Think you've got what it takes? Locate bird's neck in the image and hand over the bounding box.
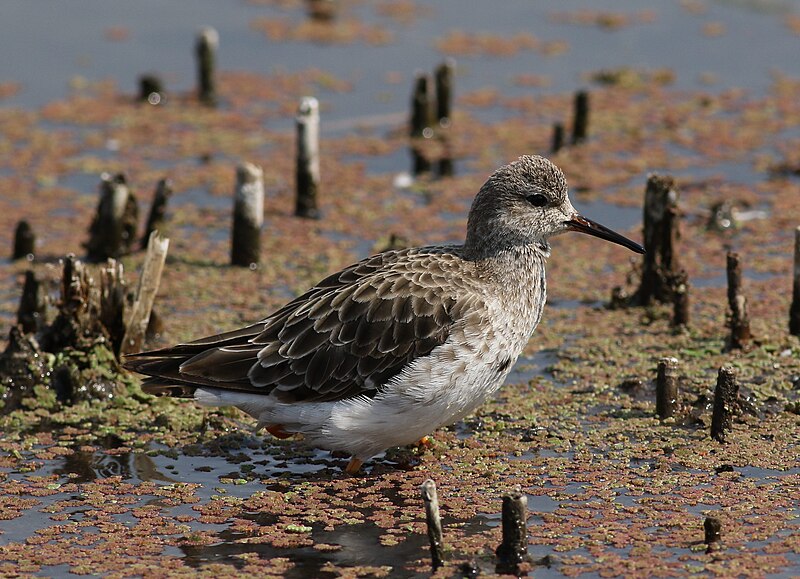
[468,239,549,342]
[459,235,549,301]
[477,242,548,276]
[463,227,550,263]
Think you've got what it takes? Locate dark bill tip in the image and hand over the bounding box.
[566,215,645,254]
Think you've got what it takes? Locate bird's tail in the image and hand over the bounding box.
[138,380,198,398]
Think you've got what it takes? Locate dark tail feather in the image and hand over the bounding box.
[123,318,279,401]
[125,352,203,396]
[124,353,235,390]
[123,321,268,391]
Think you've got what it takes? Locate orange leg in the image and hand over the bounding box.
[345,457,363,475]
[417,435,434,449]
[265,424,293,439]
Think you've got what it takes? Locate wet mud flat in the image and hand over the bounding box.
[1,1,800,577]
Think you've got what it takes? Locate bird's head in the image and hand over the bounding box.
[464,155,645,257]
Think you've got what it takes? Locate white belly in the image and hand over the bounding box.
[309,302,533,460]
[318,340,512,459]
[196,288,544,461]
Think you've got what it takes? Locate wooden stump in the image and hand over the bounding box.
[790,226,800,336]
[571,90,589,144]
[138,74,164,105]
[86,173,139,262]
[711,366,739,443]
[420,479,445,571]
[551,122,565,154]
[39,254,128,356]
[410,72,434,138]
[7,250,170,408]
[633,174,681,305]
[121,232,170,355]
[725,251,751,350]
[410,73,434,175]
[671,269,690,328]
[704,516,722,553]
[17,270,46,335]
[196,27,219,106]
[141,178,172,249]
[495,491,529,575]
[0,326,46,411]
[13,220,35,260]
[295,97,321,219]
[231,163,264,267]
[99,259,127,356]
[656,357,679,419]
[434,59,455,128]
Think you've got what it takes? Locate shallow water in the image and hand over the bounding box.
[6,424,795,576]
[3,1,800,576]
[0,440,438,577]
[4,0,800,111]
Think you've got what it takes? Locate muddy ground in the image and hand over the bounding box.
[1,2,799,577]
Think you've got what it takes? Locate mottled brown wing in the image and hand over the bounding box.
[125,248,463,403]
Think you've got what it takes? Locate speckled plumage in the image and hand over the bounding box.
[125,155,643,470]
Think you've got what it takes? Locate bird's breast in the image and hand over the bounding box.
[487,252,548,341]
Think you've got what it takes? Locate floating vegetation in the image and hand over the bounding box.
[1,2,799,576]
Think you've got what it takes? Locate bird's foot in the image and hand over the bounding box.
[345,457,363,475]
[417,435,434,449]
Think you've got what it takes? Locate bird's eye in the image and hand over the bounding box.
[526,193,548,207]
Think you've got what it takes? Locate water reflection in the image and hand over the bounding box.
[180,520,428,578]
[52,449,179,484]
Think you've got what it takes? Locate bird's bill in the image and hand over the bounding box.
[566,215,645,254]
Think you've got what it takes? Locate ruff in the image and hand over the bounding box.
[125,155,644,473]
